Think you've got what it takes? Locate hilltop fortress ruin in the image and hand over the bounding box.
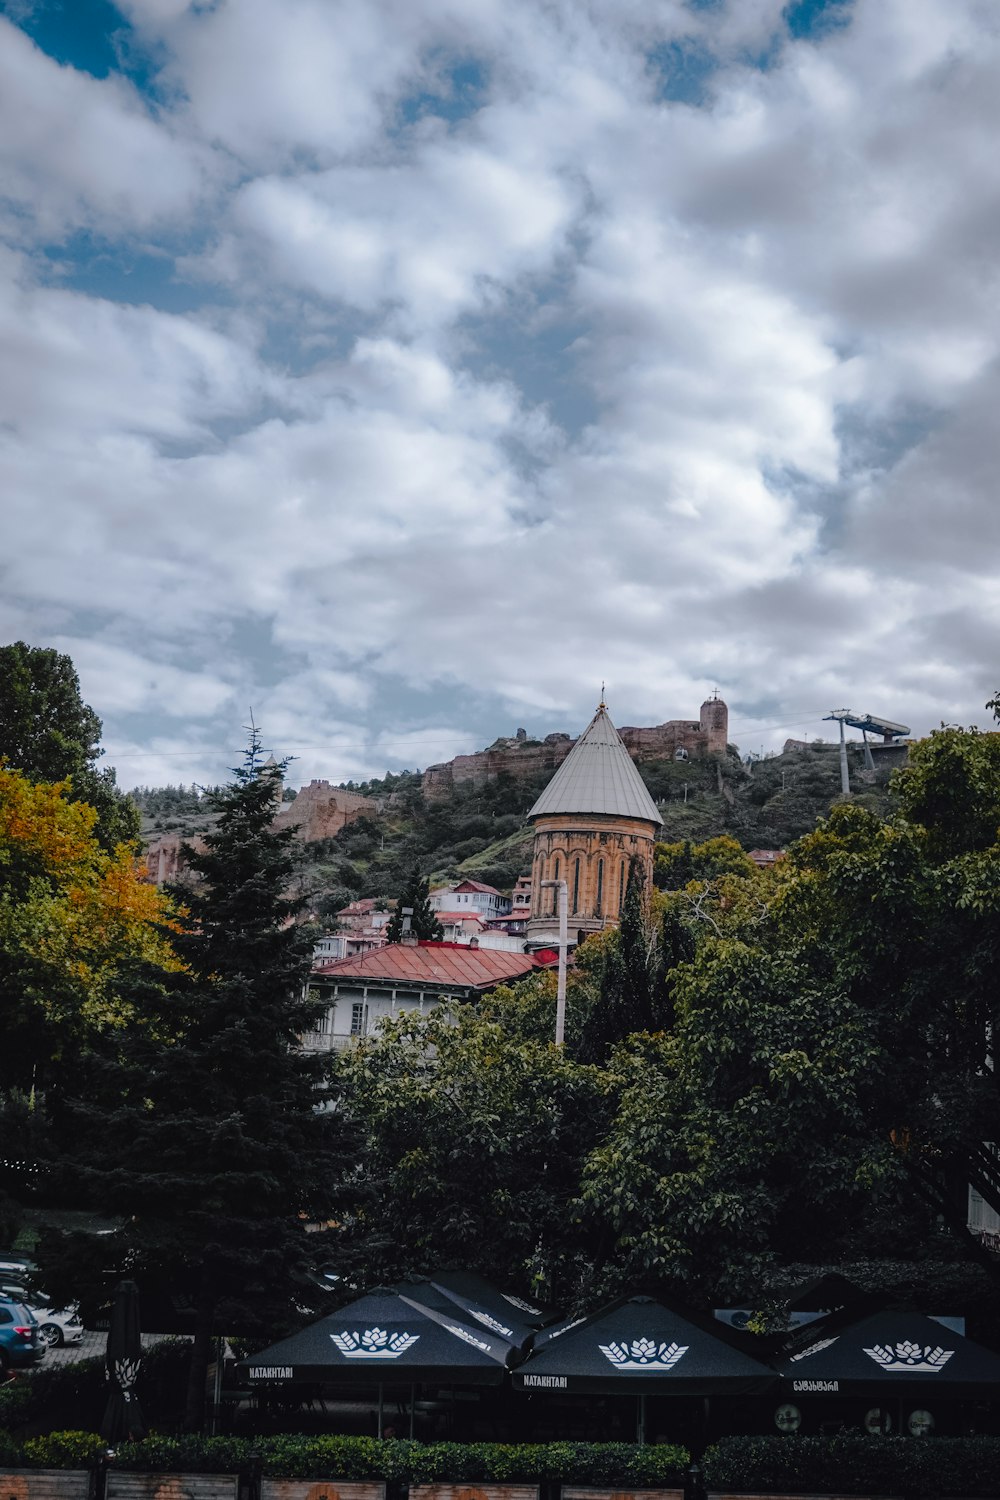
[422,695,729,799]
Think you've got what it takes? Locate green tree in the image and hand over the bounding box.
[0,642,139,850]
[0,765,177,1095]
[655,835,754,889]
[385,863,443,941]
[578,860,695,1063]
[47,736,346,1427]
[769,728,1000,1266]
[579,942,897,1301]
[335,1004,613,1302]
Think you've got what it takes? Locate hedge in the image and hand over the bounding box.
[1,1434,688,1485]
[0,1339,193,1436]
[702,1433,1000,1498]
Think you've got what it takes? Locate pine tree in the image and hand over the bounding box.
[49,733,347,1428]
[579,859,694,1061]
[386,863,443,942]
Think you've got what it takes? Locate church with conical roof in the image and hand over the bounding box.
[525,700,663,949]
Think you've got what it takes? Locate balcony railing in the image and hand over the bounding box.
[299,1030,358,1053]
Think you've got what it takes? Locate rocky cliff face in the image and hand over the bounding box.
[423,700,729,799]
[145,780,377,884]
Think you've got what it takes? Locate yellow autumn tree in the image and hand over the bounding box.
[0,764,180,1091]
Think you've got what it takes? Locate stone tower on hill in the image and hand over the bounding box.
[526,700,663,949]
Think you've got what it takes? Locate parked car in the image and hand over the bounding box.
[0,1272,83,1348]
[0,1297,44,1371]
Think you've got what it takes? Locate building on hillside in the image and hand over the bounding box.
[747,848,785,869]
[336,898,393,933]
[435,910,488,942]
[429,879,512,920]
[421,695,729,799]
[271,780,377,840]
[329,898,393,956]
[510,873,532,916]
[526,699,663,949]
[301,942,542,1051]
[313,933,349,963]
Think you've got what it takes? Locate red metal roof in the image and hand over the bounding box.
[313,941,539,990]
[452,879,502,895]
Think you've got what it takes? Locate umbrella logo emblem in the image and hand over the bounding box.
[503,1294,545,1315]
[331,1328,420,1359]
[789,1337,839,1362]
[445,1324,492,1352]
[863,1341,954,1373]
[599,1338,688,1371]
[470,1309,514,1337]
[111,1356,141,1397]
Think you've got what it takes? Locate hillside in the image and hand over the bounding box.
[130,741,896,917]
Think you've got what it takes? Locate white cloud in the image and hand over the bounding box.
[4,0,1000,787]
[0,18,216,238]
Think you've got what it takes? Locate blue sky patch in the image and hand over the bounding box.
[649,38,718,106]
[784,0,854,40]
[399,55,489,128]
[40,231,211,313]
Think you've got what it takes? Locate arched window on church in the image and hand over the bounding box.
[553,856,561,915]
[618,859,626,913]
[572,857,581,914]
[536,854,545,910]
[596,858,604,916]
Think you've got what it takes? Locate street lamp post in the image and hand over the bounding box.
[540,878,568,1046]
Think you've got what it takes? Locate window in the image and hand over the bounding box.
[350,1002,366,1036]
[596,858,604,916]
[619,861,626,912]
[572,857,581,913]
[553,857,561,914]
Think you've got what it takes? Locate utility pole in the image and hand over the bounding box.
[540,878,568,1046]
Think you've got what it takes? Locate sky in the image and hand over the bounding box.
[2,0,999,792]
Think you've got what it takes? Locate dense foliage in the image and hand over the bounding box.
[42,738,352,1428]
[0,1340,193,1437]
[0,769,177,1075]
[702,1433,1000,1498]
[7,645,1000,1443]
[0,641,139,851]
[333,1002,613,1294]
[331,719,1000,1318]
[0,1433,688,1485]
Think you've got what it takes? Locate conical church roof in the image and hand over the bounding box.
[528,704,663,825]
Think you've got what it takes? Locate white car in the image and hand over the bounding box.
[0,1276,82,1348]
[29,1302,83,1348]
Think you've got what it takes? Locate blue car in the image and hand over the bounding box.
[0,1296,45,1372]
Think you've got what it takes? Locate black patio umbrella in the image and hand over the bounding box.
[100,1279,147,1444]
[512,1293,776,1442]
[241,1286,520,1434]
[776,1303,1000,1401]
[411,1270,559,1350]
[515,1293,776,1395]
